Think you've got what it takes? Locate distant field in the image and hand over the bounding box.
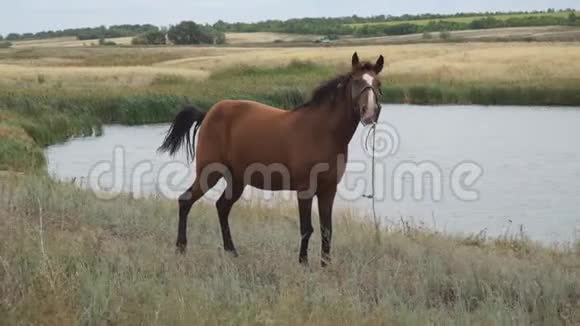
[225,32,321,44]
[335,26,580,45]
[2,42,580,89]
[11,36,134,48]
[10,32,321,48]
[9,25,580,51]
[348,10,580,28]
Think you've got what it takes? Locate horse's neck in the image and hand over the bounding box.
[303,97,359,150]
[332,102,360,147]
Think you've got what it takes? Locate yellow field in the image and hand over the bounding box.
[224,32,321,44]
[2,42,580,90]
[10,32,320,48]
[11,36,134,48]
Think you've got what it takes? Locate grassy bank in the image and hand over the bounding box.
[0,175,578,324]
[1,43,580,172]
[1,68,580,172]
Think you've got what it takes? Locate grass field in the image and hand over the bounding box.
[0,175,578,324]
[335,26,580,44]
[1,33,580,325]
[2,42,580,86]
[10,32,321,48]
[224,32,322,44]
[348,10,580,28]
[10,37,134,48]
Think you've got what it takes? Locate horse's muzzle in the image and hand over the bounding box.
[361,104,381,126]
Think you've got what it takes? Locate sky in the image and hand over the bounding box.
[1,0,578,35]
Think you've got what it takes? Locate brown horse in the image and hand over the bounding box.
[159,52,384,266]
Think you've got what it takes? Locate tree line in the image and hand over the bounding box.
[131,21,225,45]
[213,10,580,37]
[2,24,159,41]
[1,22,226,45]
[0,9,578,44]
[354,13,579,37]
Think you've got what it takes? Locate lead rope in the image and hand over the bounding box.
[364,123,381,244]
[359,86,382,243]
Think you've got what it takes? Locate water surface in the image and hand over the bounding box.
[47,104,580,243]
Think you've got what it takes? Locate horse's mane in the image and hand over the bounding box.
[294,62,373,111]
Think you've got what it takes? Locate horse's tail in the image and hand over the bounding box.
[158,105,206,162]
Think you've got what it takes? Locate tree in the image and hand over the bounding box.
[6,33,21,41]
[167,21,225,45]
[569,12,577,24]
[132,30,167,45]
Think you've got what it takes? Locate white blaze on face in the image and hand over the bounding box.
[362,73,376,120]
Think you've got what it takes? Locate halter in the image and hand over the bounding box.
[356,85,383,127]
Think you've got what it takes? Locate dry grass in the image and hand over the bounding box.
[225,32,322,44]
[2,42,580,89]
[1,41,580,324]
[11,37,133,48]
[0,64,208,89]
[9,33,318,48]
[0,176,578,325]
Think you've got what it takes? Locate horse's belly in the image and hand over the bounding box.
[243,167,296,191]
[237,163,336,192]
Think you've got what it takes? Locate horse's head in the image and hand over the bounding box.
[349,52,384,126]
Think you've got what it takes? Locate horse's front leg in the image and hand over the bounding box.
[317,189,336,267]
[297,196,313,264]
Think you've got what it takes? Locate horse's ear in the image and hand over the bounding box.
[352,52,359,67]
[374,55,384,74]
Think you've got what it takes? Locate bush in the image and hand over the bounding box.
[382,23,419,36]
[569,12,578,25]
[422,32,433,40]
[470,17,504,29]
[132,30,167,45]
[439,31,451,40]
[168,21,225,45]
[98,38,117,46]
[0,41,12,48]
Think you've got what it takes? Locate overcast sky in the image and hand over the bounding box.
[1,0,578,35]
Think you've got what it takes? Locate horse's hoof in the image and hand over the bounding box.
[176,242,187,254]
[224,248,238,257]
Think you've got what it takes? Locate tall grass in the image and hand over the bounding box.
[0,176,578,324]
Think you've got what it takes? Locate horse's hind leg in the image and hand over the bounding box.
[298,196,314,264]
[317,189,337,267]
[176,176,219,253]
[216,181,244,255]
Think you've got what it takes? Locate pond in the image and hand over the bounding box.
[46,104,580,244]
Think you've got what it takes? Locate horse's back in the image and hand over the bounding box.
[196,100,293,173]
